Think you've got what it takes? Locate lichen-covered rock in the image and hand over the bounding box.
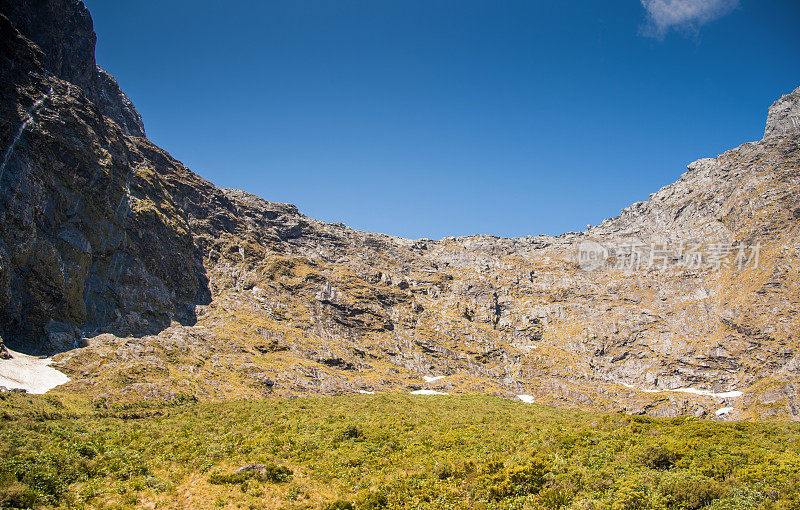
[764,85,800,139]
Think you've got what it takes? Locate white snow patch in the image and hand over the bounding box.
[410,389,449,395]
[716,407,735,416]
[358,390,375,394]
[423,376,445,383]
[621,383,742,399]
[0,349,70,394]
[517,394,535,404]
[673,388,743,398]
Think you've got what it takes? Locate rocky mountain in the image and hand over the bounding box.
[0,1,798,419]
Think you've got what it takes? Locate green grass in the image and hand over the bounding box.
[0,392,798,509]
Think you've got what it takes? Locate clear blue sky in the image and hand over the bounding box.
[84,0,799,239]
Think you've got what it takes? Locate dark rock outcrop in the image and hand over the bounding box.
[0,335,9,359]
[0,0,145,137]
[0,6,205,352]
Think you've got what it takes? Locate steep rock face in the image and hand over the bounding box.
[591,139,799,242]
[0,0,145,137]
[0,11,206,352]
[764,86,800,139]
[0,1,799,419]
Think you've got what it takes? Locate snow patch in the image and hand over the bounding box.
[673,388,743,398]
[423,376,445,383]
[517,394,535,404]
[358,390,375,394]
[716,407,734,416]
[410,389,448,395]
[0,349,70,394]
[621,383,742,399]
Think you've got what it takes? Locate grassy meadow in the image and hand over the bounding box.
[0,392,798,509]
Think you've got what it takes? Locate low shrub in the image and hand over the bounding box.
[483,457,548,500]
[0,480,39,508]
[539,483,574,509]
[356,490,388,509]
[710,487,765,510]
[323,499,354,510]
[639,444,682,470]
[337,424,363,441]
[208,463,292,485]
[660,471,725,509]
[612,476,653,510]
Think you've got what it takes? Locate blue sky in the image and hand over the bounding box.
[85,0,799,239]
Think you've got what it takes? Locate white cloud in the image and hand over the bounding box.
[640,0,739,38]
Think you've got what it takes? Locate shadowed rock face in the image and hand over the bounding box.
[0,6,206,353]
[1,1,799,419]
[0,0,145,138]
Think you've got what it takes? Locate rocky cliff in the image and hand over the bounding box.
[0,0,145,138]
[0,1,798,419]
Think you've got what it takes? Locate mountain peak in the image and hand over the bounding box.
[764,85,800,139]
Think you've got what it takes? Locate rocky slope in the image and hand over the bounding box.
[0,1,798,419]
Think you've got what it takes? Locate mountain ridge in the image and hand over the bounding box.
[0,1,799,420]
